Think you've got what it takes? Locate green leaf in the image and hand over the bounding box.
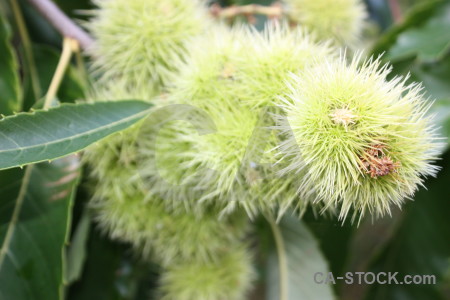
[386,4,450,63]
[266,216,335,300]
[339,210,403,300]
[67,227,159,300]
[65,210,91,284]
[409,58,450,100]
[0,156,81,300]
[371,0,444,56]
[0,101,153,170]
[0,15,21,115]
[67,228,125,300]
[428,98,450,150]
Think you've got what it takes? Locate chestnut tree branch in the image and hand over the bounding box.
[26,0,93,50]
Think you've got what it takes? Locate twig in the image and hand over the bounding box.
[210,3,284,20]
[26,0,93,50]
[44,37,78,109]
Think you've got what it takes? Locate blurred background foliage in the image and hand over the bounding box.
[0,0,449,299]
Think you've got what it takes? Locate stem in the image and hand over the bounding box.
[268,216,288,300]
[9,0,42,102]
[26,0,94,50]
[44,37,78,109]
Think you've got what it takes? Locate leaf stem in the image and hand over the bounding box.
[9,0,42,102]
[268,216,288,300]
[44,37,78,109]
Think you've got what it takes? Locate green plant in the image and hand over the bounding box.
[276,54,441,222]
[1,0,450,300]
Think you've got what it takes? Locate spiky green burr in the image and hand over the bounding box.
[137,23,334,217]
[91,181,248,267]
[158,246,255,300]
[284,0,367,45]
[87,0,208,93]
[277,54,441,222]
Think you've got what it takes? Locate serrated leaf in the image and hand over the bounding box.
[266,216,335,300]
[0,156,81,300]
[0,101,152,170]
[0,15,21,115]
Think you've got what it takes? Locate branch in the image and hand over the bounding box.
[210,3,284,20]
[26,0,93,50]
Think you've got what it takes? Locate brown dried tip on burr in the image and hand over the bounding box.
[360,144,400,178]
[330,108,357,128]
